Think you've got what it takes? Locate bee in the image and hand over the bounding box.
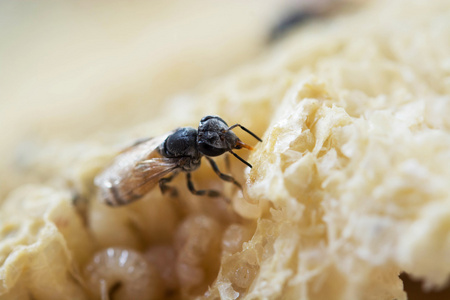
[95,115,262,206]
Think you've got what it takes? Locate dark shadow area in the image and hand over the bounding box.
[401,273,450,300]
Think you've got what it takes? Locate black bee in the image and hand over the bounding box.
[95,116,262,206]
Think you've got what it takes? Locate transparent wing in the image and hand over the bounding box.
[95,132,178,206]
[104,157,179,206]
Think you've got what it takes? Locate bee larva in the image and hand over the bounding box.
[174,215,222,292]
[144,245,178,295]
[83,247,161,300]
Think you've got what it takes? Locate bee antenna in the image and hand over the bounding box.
[228,124,262,142]
[229,150,253,168]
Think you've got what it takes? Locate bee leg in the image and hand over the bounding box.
[206,157,242,190]
[159,173,179,197]
[224,153,231,174]
[186,173,222,197]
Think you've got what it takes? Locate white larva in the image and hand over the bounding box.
[144,245,178,293]
[174,215,222,292]
[84,247,162,300]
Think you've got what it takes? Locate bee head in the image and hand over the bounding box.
[197,116,252,157]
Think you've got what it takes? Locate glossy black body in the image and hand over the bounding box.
[96,115,261,206]
[197,116,240,157]
[157,116,241,172]
[159,126,201,172]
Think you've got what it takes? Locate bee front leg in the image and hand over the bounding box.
[159,172,179,197]
[186,173,222,198]
[206,157,242,190]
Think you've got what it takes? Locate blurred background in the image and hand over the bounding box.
[0,0,339,197]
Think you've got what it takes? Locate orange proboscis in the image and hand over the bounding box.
[236,140,253,150]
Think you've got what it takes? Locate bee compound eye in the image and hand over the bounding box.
[200,115,214,123]
[197,141,227,157]
[199,116,228,127]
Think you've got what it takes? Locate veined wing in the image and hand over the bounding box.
[95,132,177,206]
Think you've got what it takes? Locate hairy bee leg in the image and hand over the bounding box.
[186,173,222,197]
[159,172,179,197]
[206,157,242,190]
